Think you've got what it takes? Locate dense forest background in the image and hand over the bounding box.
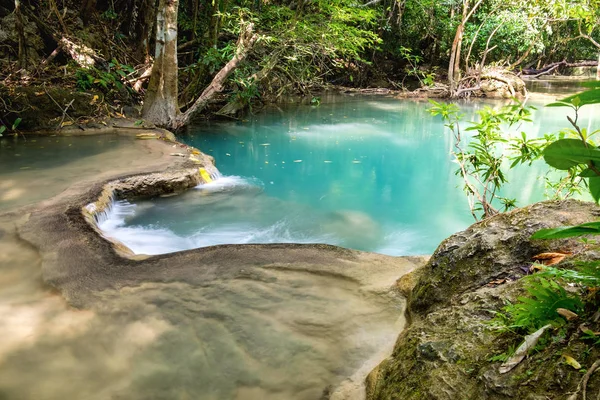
[0,0,599,128]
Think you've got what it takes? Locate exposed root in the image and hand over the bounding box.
[568,359,600,400]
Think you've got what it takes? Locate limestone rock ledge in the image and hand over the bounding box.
[367,200,600,400]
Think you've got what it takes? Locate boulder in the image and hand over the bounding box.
[367,200,600,400]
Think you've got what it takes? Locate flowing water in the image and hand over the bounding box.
[100,93,600,256]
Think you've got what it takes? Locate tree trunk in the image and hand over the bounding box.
[15,0,27,69]
[448,0,483,93]
[448,22,464,90]
[142,0,179,128]
[80,0,97,24]
[138,0,157,62]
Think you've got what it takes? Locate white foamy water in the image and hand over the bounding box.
[98,175,348,255]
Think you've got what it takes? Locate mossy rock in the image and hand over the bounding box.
[411,200,600,315]
[367,200,600,400]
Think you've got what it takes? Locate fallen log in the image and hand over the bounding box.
[522,60,598,76]
[21,4,105,68]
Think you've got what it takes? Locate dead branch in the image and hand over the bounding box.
[40,45,63,67]
[522,60,598,76]
[21,4,104,68]
[57,99,75,130]
[131,62,153,92]
[481,73,515,96]
[43,84,76,130]
[567,359,600,400]
[175,22,259,128]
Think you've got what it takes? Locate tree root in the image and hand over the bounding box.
[568,359,600,400]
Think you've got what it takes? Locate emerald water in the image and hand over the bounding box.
[101,95,600,256]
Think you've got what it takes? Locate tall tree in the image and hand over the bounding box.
[142,0,179,127]
[448,0,484,93]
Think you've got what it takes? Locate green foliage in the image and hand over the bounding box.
[101,8,118,21]
[540,87,600,202]
[532,221,600,240]
[201,44,235,75]
[253,0,382,90]
[488,344,516,362]
[538,262,600,287]
[75,60,134,92]
[0,117,22,137]
[498,278,582,332]
[428,99,547,220]
[399,46,436,87]
[228,70,260,111]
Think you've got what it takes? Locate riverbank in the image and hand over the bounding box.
[3,70,582,134]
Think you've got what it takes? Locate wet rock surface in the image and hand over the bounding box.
[0,132,427,400]
[367,200,600,400]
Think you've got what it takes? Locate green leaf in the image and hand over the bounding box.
[543,139,600,170]
[134,120,143,126]
[580,81,600,89]
[590,176,600,203]
[553,89,600,107]
[579,168,599,177]
[12,117,22,130]
[531,222,600,240]
[0,125,6,136]
[546,101,573,108]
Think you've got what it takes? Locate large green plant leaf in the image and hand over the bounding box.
[542,139,600,170]
[580,81,600,89]
[547,89,600,108]
[591,176,600,203]
[531,222,600,239]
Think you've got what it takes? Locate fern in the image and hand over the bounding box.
[537,262,600,286]
[501,278,582,333]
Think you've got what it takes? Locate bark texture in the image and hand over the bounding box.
[142,0,179,128]
[15,0,27,69]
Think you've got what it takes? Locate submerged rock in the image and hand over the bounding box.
[367,200,600,400]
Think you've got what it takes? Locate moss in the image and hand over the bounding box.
[368,201,600,400]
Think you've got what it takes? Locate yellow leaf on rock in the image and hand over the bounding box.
[562,355,581,370]
[136,133,158,140]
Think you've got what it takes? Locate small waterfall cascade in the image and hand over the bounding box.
[84,162,225,238]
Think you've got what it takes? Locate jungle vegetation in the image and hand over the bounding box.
[0,0,599,128]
